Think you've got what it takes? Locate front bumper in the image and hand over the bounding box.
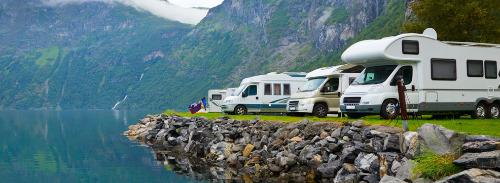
[287,100,314,113]
[340,104,381,114]
[221,104,236,113]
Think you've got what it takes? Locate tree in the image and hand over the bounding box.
[404,0,500,43]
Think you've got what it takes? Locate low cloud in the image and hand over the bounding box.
[41,0,224,25]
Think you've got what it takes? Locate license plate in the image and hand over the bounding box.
[346,105,355,110]
[289,107,297,111]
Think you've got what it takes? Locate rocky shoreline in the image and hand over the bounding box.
[124,114,500,182]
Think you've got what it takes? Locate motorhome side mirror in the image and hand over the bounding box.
[338,92,342,97]
[242,92,248,97]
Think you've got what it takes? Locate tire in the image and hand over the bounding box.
[380,99,399,120]
[234,105,247,115]
[472,102,488,119]
[313,103,328,118]
[346,113,364,119]
[490,103,500,119]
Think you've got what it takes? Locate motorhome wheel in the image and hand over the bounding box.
[381,99,399,120]
[472,102,488,119]
[313,103,328,118]
[234,105,247,115]
[490,103,499,119]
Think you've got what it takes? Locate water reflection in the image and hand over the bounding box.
[0,110,202,183]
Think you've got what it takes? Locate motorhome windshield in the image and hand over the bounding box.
[352,65,397,85]
[233,84,247,96]
[300,77,326,92]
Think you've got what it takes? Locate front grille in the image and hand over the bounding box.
[288,101,299,108]
[343,97,361,104]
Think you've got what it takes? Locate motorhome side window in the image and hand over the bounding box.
[390,66,413,86]
[264,84,272,95]
[273,83,281,95]
[485,60,498,79]
[431,58,457,80]
[211,94,222,100]
[467,60,484,77]
[322,78,339,92]
[283,84,291,95]
[402,40,419,55]
[245,85,257,96]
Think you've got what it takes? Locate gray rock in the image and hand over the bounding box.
[466,135,500,142]
[413,178,432,183]
[380,175,406,183]
[353,120,364,128]
[331,128,342,138]
[383,134,400,152]
[435,168,500,183]
[362,174,380,183]
[268,164,282,172]
[354,153,379,173]
[462,141,498,153]
[453,150,500,169]
[401,131,418,158]
[298,145,320,163]
[417,124,466,156]
[395,159,414,181]
[333,164,359,183]
[340,145,359,164]
[288,128,300,138]
[317,160,341,178]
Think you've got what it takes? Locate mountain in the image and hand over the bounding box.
[0,0,190,109]
[0,0,407,110]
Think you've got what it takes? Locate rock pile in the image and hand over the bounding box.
[124,114,500,182]
[125,115,414,182]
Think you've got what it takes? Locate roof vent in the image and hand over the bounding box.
[423,28,437,40]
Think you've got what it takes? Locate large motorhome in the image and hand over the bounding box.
[287,64,362,117]
[207,89,234,112]
[222,72,307,114]
[340,28,500,119]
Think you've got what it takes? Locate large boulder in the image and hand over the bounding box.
[417,124,466,156]
[453,150,500,169]
[379,175,406,183]
[435,168,500,183]
[400,131,418,158]
[462,141,499,153]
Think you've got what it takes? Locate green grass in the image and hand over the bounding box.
[412,152,462,180]
[164,110,500,137]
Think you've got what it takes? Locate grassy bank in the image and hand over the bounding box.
[164,111,500,137]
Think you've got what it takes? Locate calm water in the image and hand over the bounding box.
[0,110,203,183]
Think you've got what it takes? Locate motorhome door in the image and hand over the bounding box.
[320,77,341,112]
[390,65,419,112]
[241,84,262,112]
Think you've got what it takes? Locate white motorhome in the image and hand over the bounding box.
[340,28,500,119]
[287,64,362,117]
[222,72,307,114]
[207,89,232,113]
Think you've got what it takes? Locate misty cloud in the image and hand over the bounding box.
[40,0,224,25]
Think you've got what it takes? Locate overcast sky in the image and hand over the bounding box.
[41,0,225,25]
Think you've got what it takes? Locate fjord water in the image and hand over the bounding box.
[0,110,202,183]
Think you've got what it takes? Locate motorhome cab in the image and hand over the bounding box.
[340,28,500,119]
[207,89,234,112]
[287,64,362,117]
[222,72,307,115]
